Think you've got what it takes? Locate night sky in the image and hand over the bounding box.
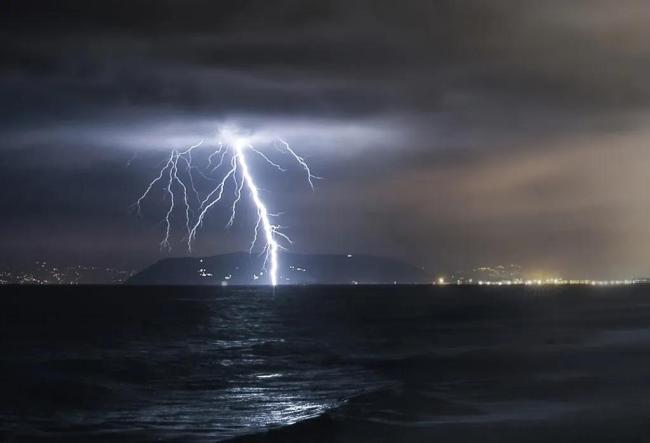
[2,0,650,278]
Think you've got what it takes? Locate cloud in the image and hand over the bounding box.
[1,0,650,275]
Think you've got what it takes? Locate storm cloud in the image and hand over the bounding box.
[2,0,650,278]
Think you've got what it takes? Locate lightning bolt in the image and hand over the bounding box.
[234,140,280,285]
[134,128,317,286]
[278,138,321,190]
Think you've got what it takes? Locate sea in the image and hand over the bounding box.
[2,285,650,442]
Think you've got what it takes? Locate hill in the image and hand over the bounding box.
[126,252,431,285]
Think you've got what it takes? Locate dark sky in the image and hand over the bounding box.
[2,0,650,278]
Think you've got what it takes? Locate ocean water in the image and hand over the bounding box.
[2,285,650,442]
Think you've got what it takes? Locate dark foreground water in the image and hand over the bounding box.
[2,285,650,442]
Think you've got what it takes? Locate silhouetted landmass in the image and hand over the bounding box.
[126,252,431,285]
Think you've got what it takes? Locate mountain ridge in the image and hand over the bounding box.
[126,252,431,285]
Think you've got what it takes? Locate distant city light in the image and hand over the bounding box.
[433,276,644,287]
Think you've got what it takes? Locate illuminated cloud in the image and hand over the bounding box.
[1,0,650,277]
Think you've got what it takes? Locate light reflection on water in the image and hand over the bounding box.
[6,286,650,441]
[0,288,389,442]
